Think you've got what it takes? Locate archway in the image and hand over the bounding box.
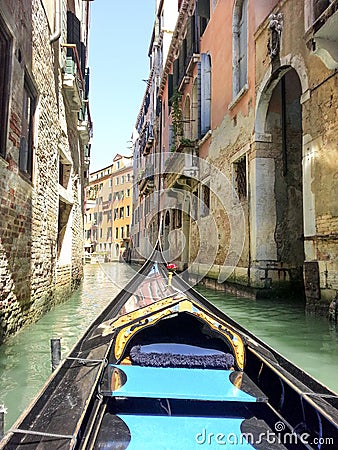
[251,65,306,294]
[266,69,305,278]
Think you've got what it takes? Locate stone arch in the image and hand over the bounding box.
[250,58,307,296]
[255,54,309,138]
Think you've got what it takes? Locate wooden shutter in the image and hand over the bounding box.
[0,18,11,156]
[200,53,211,137]
[238,0,248,91]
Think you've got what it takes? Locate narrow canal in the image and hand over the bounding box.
[0,262,337,432]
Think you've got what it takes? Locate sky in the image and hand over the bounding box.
[88,1,156,172]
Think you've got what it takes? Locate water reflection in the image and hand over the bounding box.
[0,263,337,433]
[0,262,135,431]
[198,287,338,393]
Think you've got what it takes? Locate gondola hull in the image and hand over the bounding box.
[1,257,337,449]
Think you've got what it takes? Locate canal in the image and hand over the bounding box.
[0,262,337,432]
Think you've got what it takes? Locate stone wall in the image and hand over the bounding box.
[0,0,86,342]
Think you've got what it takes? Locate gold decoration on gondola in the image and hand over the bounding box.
[111,295,245,370]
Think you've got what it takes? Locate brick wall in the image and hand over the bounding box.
[0,0,86,342]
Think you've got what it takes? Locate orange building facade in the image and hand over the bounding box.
[132,0,338,315]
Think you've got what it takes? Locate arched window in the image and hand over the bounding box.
[232,0,248,98]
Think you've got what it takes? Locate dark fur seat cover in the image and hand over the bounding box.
[130,345,235,369]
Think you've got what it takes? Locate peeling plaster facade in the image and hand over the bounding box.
[133,0,337,315]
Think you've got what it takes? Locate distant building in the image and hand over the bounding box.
[132,0,179,262]
[0,0,92,341]
[84,155,133,261]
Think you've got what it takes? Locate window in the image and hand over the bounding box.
[126,205,130,217]
[313,0,331,21]
[234,156,247,201]
[119,207,124,219]
[107,227,112,239]
[200,183,210,218]
[126,188,130,197]
[232,0,248,98]
[121,175,125,184]
[0,17,11,157]
[107,210,112,221]
[199,54,211,137]
[126,224,130,237]
[100,228,102,238]
[115,227,119,239]
[19,75,37,180]
[98,212,103,223]
[108,193,112,201]
[127,174,131,182]
[115,177,119,185]
[191,189,198,220]
[121,227,124,239]
[109,179,113,187]
[198,0,210,36]
[114,208,118,220]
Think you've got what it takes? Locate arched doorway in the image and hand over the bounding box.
[252,66,305,295]
[266,68,305,276]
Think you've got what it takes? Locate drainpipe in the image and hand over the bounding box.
[50,0,62,43]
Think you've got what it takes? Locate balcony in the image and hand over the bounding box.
[139,122,154,156]
[164,147,199,189]
[138,164,155,196]
[306,0,338,69]
[62,56,82,111]
[78,102,91,145]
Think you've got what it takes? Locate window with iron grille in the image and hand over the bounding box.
[200,183,210,218]
[19,75,37,180]
[0,17,11,157]
[234,156,247,201]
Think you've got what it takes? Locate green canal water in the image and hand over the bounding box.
[0,262,337,432]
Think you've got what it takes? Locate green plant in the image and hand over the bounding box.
[171,89,183,151]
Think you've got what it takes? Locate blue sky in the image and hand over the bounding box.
[88,1,156,172]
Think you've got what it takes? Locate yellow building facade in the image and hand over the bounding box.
[84,154,133,261]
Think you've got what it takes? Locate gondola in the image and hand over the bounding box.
[1,249,338,449]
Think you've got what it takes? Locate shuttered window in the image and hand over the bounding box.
[233,0,248,97]
[199,53,211,138]
[0,17,11,157]
[67,11,86,76]
[198,0,210,36]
